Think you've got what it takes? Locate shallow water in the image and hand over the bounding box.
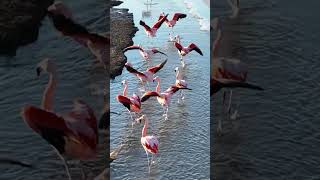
[212,0,320,179]
[110,0,210,179]
[0,0,106,179]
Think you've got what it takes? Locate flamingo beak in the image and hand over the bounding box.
[36,67,41,77]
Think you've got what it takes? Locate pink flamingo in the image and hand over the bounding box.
[141,77,191,120]
[21,58,98,180]
[174,41,203,67]
[174,66,189,102]
[124,60,167,90]
[139,14,169,37]
[47,2,109,66]
[116,80,141,125]
[137,115,159,173]
[123,45,167,61]
[159,12,187,35]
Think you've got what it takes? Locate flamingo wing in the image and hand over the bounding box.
[141,91,161,102]
[158,13,168,22]
[139,20,152,32]
[152,14,169,29]
[124,64,145,77]
[141,136,159,154]
[188,43,203,56]
[21,105,70,154]
[147,59,167,74]
[172,13,187,21]
[164,85,192,94]
[116,95,132,110]
[151,48,167,56]
[174,42,183,53]
[123,45,144,53]
[214,78,264,90]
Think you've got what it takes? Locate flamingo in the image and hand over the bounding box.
[123,45,167,61]
[141,77,191,120]
[21,58,98,180]
[47,2,109,66]
[226,0,240,19]
[174,42,203,67]
[159,12,187,36]
[174,66,189,102]
[139,14,169,37]
[137,115,159,173]
[116,80,141,125]
[124,59,167,90]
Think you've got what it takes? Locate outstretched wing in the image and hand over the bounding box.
[123,45,144,53]
[141,91,161,102]
[152,14,169,29]
[124,64,145,77]
[116,95,132,110]
[147,59,167,74]
[188,43,203,56]
[174,42,183,53]
[140,20,152,32]
[172,13,187,21]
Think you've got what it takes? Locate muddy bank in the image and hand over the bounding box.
[110,7,138,78]
[0,0,54,56]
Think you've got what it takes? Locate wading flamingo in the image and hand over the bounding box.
[211,18,263,135]
[124,60,167,90]
[47,2,109,66]
[116,80,141,125]
[141,77,191,120]
[159,12,187,36]
[123,45,167,61]
[139,14,169,37]
[174,67,189,102]
[21,58,98,180]
[174,42,203,67]
[137,115,159,173]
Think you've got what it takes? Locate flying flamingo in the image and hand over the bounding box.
[211,18,263,135]
[139,14,169,38]
[159,12,187,36]
[47,2,109,67]
[174,41,203,67]
[21,58,98,180]
[174,66,189,102]
[116,80,141,125]
[137,115,159,173]
[124,59,167,90]
[123,45,167,61]
[141,77,191,120]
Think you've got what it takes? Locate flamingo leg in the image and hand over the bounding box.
[227,90,233,116]
[52,146,72,180]
[145,150,151,173]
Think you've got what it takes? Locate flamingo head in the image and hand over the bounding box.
[153,76,160,82]
[121,79,127,86]
[174,67,180,72]
[211,17,219,31]
[36,58,56,77]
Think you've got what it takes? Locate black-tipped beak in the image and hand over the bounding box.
[36,67,41,77]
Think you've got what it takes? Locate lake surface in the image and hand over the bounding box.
[212,0,320,179]
[110,0,210,179]
[0,0,106,179]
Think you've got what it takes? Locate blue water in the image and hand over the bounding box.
[111,0,210,179]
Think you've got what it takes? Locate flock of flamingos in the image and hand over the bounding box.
[117,10,204,172]
[211,0,264,135]
[20,2,108,179]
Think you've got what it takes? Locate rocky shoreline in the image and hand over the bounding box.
[0,0,54,56]
[110,3,138,78]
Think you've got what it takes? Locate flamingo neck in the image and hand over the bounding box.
[155,79,160,93]
[212,29,222,58]
[142,117,148,137]
[41,70,57,111]
[176,69,182,80]
[123,82,128,96]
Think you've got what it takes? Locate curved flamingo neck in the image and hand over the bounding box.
[155,79,161,93]
[41,70,57,111]
[142,117,148,137]
[123,82,128,96]
[212,29,222,58]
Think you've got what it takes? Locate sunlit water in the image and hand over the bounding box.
[0,0,106,179]
[110,0,210,179]
[212,0,320,179]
